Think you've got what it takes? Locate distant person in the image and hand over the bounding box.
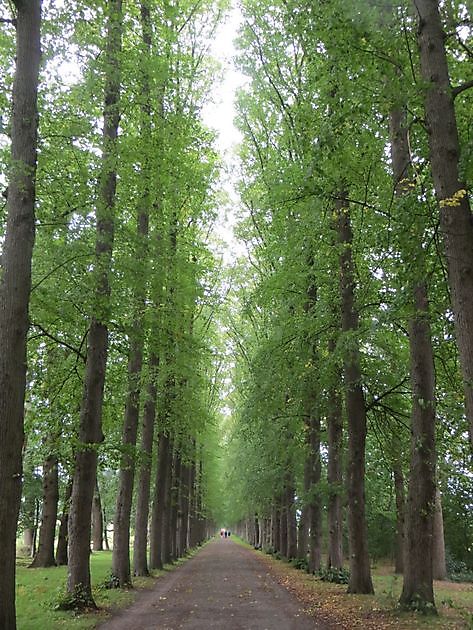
[228,531,231,537]
[224,530,228,538]
[220,528,224,538]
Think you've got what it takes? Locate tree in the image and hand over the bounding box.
[0,2,41,627]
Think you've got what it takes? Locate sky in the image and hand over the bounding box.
[201,3,248,265]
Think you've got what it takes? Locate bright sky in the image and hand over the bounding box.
[201,3,248,265]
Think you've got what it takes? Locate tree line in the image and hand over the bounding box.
[0,1,227,628]
[221,0,472,614]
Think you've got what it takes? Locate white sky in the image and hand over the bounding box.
[201,3,248,265]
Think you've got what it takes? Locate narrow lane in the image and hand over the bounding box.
[99,538,325,629]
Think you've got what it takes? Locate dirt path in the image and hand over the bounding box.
[99,539,328,629]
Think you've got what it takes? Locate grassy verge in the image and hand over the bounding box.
[237,541,473,629]
[16,547,203,630]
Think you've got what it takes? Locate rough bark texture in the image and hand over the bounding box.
[327,335,344,570]
[67,0,122,607]
[393,459,406,574]
[92,480,103,552]
[432,487,447,580]
[30,456,58,568]
[56,481,72,566]
[307,413,322,574]
[150,432,171,569]
[390,103,437,610]
[133,355,158,576]
[161,436,175,565]
[399,282,437,610]
[0,2,41,626]
[414,0,473,452]
[337,196,374,595]
[170,449,182,561]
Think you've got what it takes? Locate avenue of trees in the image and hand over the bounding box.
[0,0,471,629]
[222,0,472,614]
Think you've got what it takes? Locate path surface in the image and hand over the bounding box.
[99,539,325,629]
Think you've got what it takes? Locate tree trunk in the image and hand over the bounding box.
[389,103,437,610]
[399,282,437,611]
[393,459,405,574]
[150,432,171,569]
[179,460,191,556]
[170,448,182,561]
[92,480,103,552]
[0,2,41,627]
[297,459,310,561]
[133,355,158,576]
[162,436,175,565]
[56,481,72,566]
[432,487,447,580]
[413,0,473,452]
[307,413,322,574]
[67,0,122,608]
[111,0,151,589]
[279,492,288,558]
[30,456,59,568]
[337,195,374,594]
[327,335,344,570]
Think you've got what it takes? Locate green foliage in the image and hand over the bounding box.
[318,567,350,584]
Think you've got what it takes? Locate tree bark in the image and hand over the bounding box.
[133,355,158,576]
[413,0,473,452]
[337,195,374,594]
[389,103,437,610]
[399,282,437,610]
[29,456,58,568]
[393,459,406,574]
[307,413,322,574]
[149,432,171,569]
[67,0,122,608]
[92,480,103,552]
[432,487,447,580]
[56,481,72,566]
[327,335,344,570]
[0,2,41,627]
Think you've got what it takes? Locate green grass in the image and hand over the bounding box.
[16,551,163,630]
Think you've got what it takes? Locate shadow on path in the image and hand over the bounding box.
[98,539,327,629]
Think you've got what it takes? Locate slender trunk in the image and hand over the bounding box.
[92,480,103,552]
[413,0,473,452]
[112,0,151,589]
[327,335,344,569]
[337,195,374,594]
[432,487,447,580]
[170,449,182,560]
[0,2,41,626]
[393,459,405,574]
[162,436,175,564]
[67,1,122,607]
[56,481,72,566]
[308,413,322,573]
[133,355,158,576]
[103,507,110,550]
[400,282,437,610]
[279,491,288,558]
[297,459,310,560]
[272,502,280,553]
[149,432,171,569]
[179,460,191,556]
[30,456,58,568]
[389,103,437,610]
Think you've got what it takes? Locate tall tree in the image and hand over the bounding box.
[413,0,473,452]
[67,0,122,608]
[0,2,41,627]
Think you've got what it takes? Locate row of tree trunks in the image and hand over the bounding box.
[0,1,41,627]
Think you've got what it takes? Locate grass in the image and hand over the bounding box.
[236,541,473,629]
[16,551,164,630]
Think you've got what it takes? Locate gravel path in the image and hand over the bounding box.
[98,538,326,629]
